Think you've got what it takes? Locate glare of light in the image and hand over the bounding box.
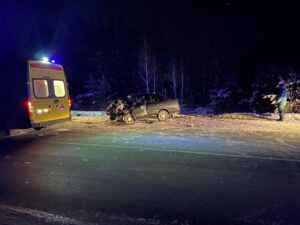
[41,57,50,63]
[27,101,32,109]
[26,101,33,114]
[43,108,49,113]
[51,60,55,63]
[36,109,43,114]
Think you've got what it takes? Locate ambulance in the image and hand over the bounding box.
[0,59,71,136]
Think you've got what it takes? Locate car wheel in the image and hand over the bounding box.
[109,114,117,121]
[158,110,169,121]
[123,113,135,124]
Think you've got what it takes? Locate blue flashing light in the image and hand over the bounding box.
[42,57,50,63]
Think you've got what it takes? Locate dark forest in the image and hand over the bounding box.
[1,1,300,112]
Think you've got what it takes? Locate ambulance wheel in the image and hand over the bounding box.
[34,127,43,131]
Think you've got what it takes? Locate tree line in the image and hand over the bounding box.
[1,2,300,112]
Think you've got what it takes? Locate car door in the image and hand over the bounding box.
[131,96,148,118]
[30,78,69,124]
[50,79,70,121]
[145,94,162,116]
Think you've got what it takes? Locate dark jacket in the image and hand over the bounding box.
[277,83,289,104]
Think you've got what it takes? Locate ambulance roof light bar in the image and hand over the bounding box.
[41,57,50,64]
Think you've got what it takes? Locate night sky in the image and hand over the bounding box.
[1,1,300,99]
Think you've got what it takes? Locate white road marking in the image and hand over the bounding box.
[45,140,300,163]
[0,203,96,225]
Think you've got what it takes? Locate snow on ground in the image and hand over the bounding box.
[10,112,300,155]
[72,111,108,118]
[51,112,300,151]
[0,203,163,225]
[0,206,61,225]
[10,112,300,144]
[181,106,214,115]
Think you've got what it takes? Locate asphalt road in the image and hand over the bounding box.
[1,123,300,225]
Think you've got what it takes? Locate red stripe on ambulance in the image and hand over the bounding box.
[30,63,63,71]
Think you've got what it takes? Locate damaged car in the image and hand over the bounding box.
[106,94,180,124]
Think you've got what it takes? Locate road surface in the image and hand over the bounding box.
[1,117,300,225]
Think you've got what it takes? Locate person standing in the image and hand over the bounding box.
[276,79,289,121]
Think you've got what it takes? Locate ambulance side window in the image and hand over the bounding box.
[53,80,66,98]
[33,79,49,98]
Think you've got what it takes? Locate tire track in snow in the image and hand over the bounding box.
[0,203,95,225]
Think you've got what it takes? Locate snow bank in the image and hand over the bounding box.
[0,203,162,225]
[216,113,300,121]
[191,106,214,115]
[181,106,214,115]
[72,111,107,117]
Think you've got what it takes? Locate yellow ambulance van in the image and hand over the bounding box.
[0,60,71,136]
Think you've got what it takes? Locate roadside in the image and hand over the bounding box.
[65,112,300,144]
[0,203,162,225]
[0,204,62,225]
[9,112,300,162]
[50,112,300,161]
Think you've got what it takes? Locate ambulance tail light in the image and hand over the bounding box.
[25,101,33,115]
[68,98,72,108]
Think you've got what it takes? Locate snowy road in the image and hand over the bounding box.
[1,116,300,225]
